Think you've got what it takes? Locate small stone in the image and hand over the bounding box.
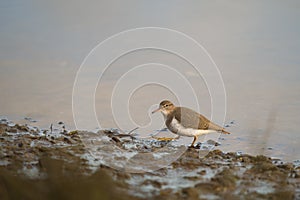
[142,180,162,188]
[68,130,78,135]
[112,136,121,143]
[63,137,72,144]
[198,170,206,175]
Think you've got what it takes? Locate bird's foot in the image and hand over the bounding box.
[189,142,202,149]
[194,142,202,149]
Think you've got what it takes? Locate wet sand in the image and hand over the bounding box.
[0,120,299,199]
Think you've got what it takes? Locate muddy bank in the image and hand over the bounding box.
[0,120,299,199]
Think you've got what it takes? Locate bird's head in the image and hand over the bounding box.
[151,100,175,117]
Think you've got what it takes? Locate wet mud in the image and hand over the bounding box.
[0,120,299,199]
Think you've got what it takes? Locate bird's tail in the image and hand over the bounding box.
[208,122,231,134]
[221,129,231,134]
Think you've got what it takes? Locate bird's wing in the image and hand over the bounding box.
[173,107,210,130]
[207,120,225,131]
[174,107,227,131]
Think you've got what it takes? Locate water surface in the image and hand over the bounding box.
[1,1,300,161]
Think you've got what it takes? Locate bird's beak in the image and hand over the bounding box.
[151,108,161,114]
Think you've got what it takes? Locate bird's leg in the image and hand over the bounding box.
[169,131,180,139]
[189,135,198,148]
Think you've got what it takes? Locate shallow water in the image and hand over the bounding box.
[1,1,300,161]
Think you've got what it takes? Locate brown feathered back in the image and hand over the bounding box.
[166,107,230,134]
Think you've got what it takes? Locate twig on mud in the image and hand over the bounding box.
[127,127,139,135]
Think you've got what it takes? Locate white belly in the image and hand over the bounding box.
[169,118,216,137]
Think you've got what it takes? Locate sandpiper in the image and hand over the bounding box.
[152,100,230,147]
